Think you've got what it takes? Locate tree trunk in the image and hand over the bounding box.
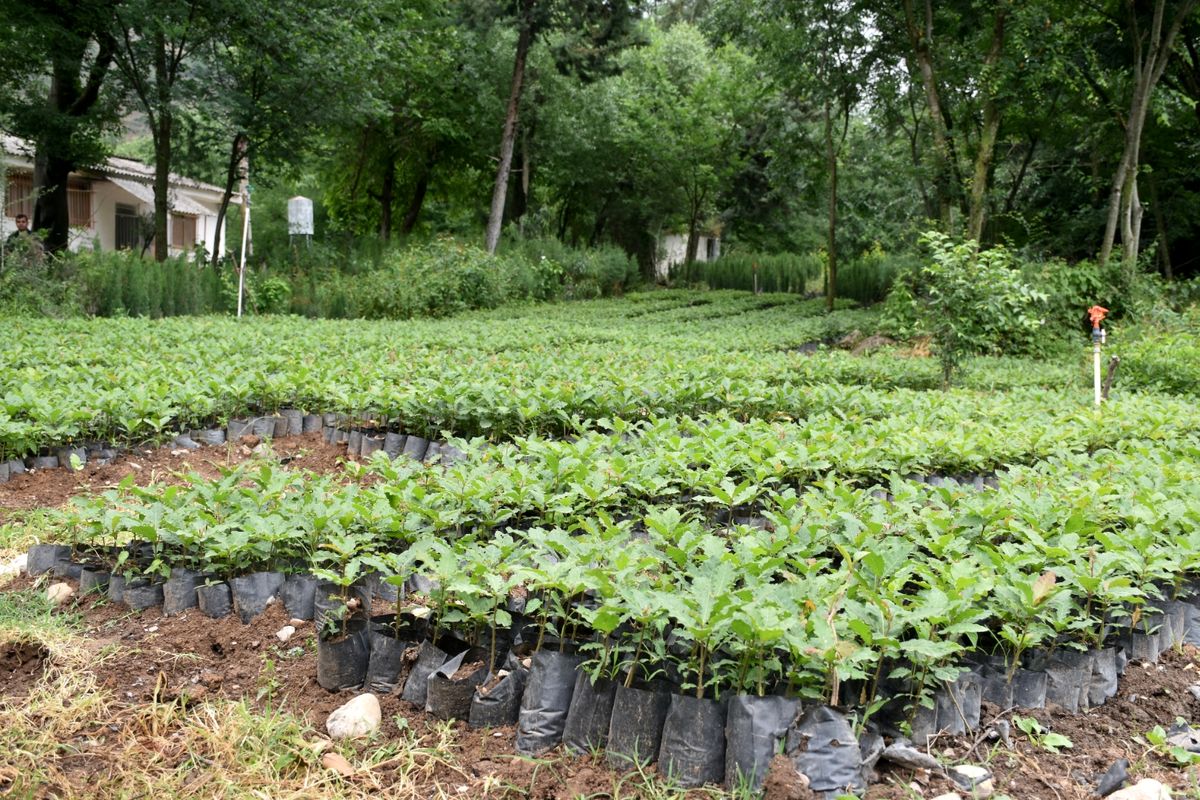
[1099,0,1197,269]
[557,196,572,241]
[399,153,434,236]
[967,10,1007,241]
[32,152,72,254]
[685,214,700,269]
[484,2,534,255]
[1147,169,1172,278]
[1121,170,1144,267]
[211,133,247,268]
[378,154,395,241]
[1099,150,1134,269]
[152,31,172,262]
[1002,135,1040,216]
[903,0,956,232]
[825,98,838,312]
[32,33,113,253]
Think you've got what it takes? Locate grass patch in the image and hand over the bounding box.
[0,587,82,640]
[0,508,63,563]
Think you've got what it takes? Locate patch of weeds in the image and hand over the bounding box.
[0,508,62,556]
[1137,721,1200,767]
[0,587,82,636]
[1013,715,1073,753]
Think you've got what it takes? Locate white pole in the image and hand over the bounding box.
[1093,340,1102,406]
[237,162,250,318]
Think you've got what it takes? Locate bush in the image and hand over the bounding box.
[836,245,913,305]
[507,237,638,299]
[6,233,643,321]
[0,239,79,316]
[678,251,822,293]
[355,239,512,319]
[563,245,640,299]
[887,232,1048,386]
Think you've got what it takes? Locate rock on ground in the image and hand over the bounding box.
[1,553,27,577]
[326,693,381,740]
[321,752,355,776]
[1108,779,1171,800]
[46,582,75,606]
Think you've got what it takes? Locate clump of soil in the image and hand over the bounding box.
[762,754,816,799]
[451,660,484,681]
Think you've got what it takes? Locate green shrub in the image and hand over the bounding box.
[563,246,639,299]
[890,232,1048,386]
[0,239,80,316]
[1113,308,1200,395]
[71,248,223,317]
[838,245,913,305]
[356,238,511,319]
[507,237,638,299]
[680,251,823,293]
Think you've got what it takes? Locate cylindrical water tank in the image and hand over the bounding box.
[287,196,314,236]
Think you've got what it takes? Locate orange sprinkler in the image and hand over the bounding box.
[1088,305,1109,405]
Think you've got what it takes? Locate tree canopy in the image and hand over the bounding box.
[2,0,1198,277]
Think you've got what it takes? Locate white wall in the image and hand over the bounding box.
[655,233,721,281]
[2,180,227,258]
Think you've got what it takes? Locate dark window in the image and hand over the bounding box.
[705,238,716,261]
[115,204,140,250]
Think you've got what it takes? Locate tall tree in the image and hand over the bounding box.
[483,0,643,254]
[1096,0,1197,270]
[0,0,122,253]
[716,0,870,307]
[200,0,374,263]
[111,0,219,260]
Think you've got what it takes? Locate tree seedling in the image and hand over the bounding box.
[1013,715,1073,753]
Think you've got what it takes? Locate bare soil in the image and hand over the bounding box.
[0,635,48,699]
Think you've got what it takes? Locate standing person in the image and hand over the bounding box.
[6,213,31,243]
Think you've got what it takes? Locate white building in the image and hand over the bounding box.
[1,135,238,257]
[655,231,721,281]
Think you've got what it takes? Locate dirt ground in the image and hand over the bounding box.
[5,438,1200,798]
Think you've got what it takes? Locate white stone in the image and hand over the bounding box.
[275,625,296,643]
[1108,779,1171,800]
[1,553,27,577]
[931,794,963,800]
[326,693,381,740]
[950,764,995,798]
[46,582,75,606]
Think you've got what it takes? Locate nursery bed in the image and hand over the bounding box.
[0,432,352,520]
[5,576,1200,800]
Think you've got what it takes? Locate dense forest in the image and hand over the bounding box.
[2,0,1198,289]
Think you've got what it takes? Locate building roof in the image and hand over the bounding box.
[1,134,234,201]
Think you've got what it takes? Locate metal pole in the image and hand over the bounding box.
[1,151,8,274]
[1087,305,1110,408]
[237,162,250,318]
